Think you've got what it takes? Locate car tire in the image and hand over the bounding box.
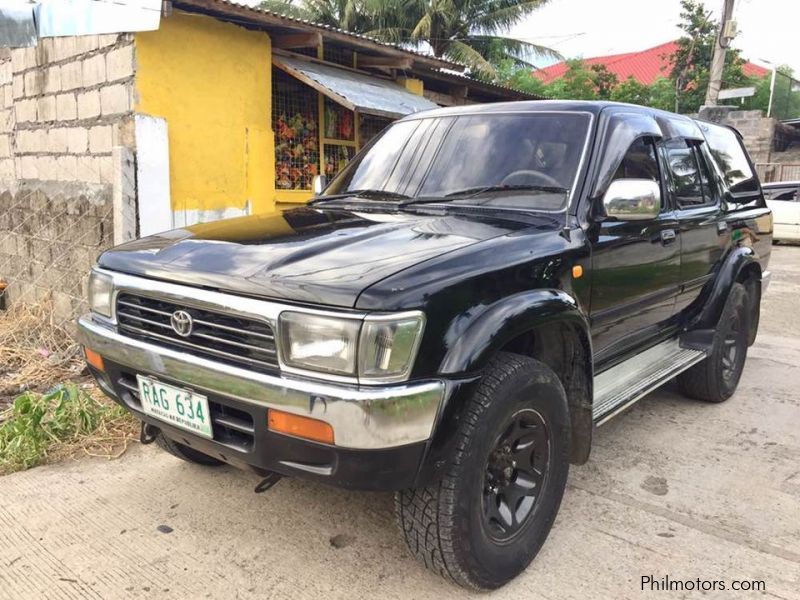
[395,352,570,590]
[678,282,750,403]
[156,433,225,466]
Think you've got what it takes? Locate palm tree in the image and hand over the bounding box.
[259,0,560,79]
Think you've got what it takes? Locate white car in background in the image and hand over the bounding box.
[763,181,800,242]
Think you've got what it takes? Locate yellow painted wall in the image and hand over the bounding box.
[397,77,424,96]
[135,12,276,216]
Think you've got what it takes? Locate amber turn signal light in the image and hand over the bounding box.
[572,265,583,279]
[84,347,105,372]
[268,409,335,445]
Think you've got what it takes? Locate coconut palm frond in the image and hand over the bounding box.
[411,13,433,40]
[444,40,497,78]
[257,0,315,20]
[365,27,412,44]
[468,35,562,63]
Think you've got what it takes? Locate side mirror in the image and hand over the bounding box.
[312,175,328,196]
[602,179,661,221]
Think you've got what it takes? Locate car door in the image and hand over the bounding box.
[662,137,726,315]
[589,135,681,363]
[765,185,800,240]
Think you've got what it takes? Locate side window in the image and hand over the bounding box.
[663,139,714,207]
[612,137,660,182]
[767,187,798,201]
[696,146,719,203]
[699,122,758,194]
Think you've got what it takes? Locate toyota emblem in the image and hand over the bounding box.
[170,310,194,337]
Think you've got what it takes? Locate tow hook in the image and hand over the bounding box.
[254,472,283,493]
[140,422,159,445]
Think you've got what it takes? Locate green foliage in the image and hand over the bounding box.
[497,0,762,113]
[259,0,560,79]
[610,76,676,111]
[0,384,128,474]
[671,0,749,113]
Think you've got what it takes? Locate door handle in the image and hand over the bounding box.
[660,229,677,245]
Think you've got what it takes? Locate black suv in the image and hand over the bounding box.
[79,101,772,590]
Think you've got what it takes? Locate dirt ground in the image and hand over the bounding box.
[1,246,799,600]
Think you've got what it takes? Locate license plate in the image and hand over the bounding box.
[137,375,213,439]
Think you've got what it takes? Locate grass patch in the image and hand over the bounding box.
[0,302,84,406]
[0,303,138,475]
[0,383,136,475]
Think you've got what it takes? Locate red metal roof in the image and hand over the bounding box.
[534,40,769,85]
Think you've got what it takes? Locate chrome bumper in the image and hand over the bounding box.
[77,315,445,450]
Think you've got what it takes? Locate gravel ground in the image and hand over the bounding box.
[1,246,798,600]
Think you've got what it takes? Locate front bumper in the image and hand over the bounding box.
[77,315,447,490]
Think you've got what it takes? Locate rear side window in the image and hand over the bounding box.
[663,139,715,207]
[700,122,758,193]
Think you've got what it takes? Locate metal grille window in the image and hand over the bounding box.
[323,44,355,67]
[324,144,355,179]
[322,97,357,180]
[273,68,320,190]
[359,114,392,146]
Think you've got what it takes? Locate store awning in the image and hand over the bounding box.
[273,55,438,119]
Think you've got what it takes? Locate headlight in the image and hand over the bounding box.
[278,311,425,381]
[359,314,425,381]
[278,312,361,376]
[88,270,114,318]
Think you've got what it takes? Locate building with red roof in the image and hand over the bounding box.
[534,40,769,85]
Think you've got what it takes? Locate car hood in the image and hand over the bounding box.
[98,206,552,307]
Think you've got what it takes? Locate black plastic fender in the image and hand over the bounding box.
[424,290,594,470]
[691,246,761,331]
[439,289,592,376]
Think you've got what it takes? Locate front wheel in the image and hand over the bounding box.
[395,353,570,590]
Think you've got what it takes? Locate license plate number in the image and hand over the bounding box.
[137,375,213,439]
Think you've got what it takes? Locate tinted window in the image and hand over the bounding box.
[664,139,708,206]
[700,122,758,193]
[612,137,659,182]
[765,187,798,201]
[325,113,591,211]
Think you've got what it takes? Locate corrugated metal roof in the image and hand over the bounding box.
[179,0,464,71]
[274,55,438,118]
[534,40,770,85]
[178,0,540,101]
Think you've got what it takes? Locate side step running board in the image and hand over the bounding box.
[593,339,706,425]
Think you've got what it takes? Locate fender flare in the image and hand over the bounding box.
[692,246,761,330]
[439,289,592,376]
[425,290,594,469]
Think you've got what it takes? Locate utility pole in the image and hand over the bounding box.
[704,0,736,106]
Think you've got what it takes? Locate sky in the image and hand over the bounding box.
[509,0,800,73]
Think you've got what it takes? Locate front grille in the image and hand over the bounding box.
[117,372,256,451]
[116,293,279,374]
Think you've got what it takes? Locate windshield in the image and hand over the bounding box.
[323,112,591,211]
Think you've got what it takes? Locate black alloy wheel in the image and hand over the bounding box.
[482,409,550,542]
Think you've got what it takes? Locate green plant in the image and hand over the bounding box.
[0,384,132,474]
[670,0,749,113]
[259,0,560,79]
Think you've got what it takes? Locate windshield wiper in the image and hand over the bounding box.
[310,189,411,204]
[445,184,569,197]
[398,184,569,207]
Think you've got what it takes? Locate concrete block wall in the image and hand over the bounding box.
[0,34,137,321]
[722,110,776,165]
